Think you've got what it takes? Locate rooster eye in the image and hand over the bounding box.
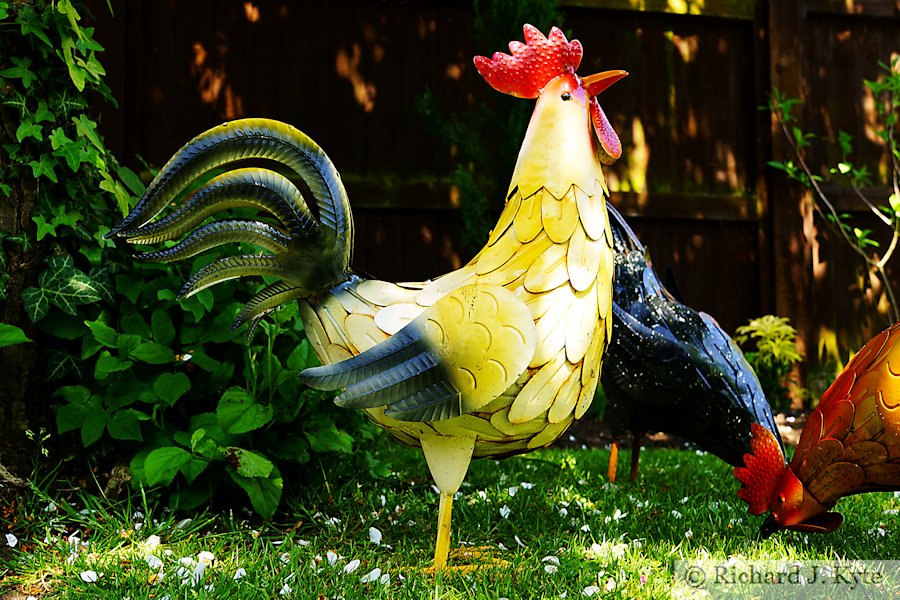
[560,92,572,101]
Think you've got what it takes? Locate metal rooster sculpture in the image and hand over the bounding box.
[735,321,900,536]
[601,203,783,481]
[107,25,626,570]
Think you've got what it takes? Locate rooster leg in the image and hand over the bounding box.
[421,434,476,571]
[628,429,643,481]
[607,440,619,482]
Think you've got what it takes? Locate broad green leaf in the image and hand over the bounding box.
[56,402,84,434]
[107,409,143,441]
[59,36,85,91]
[17,6,52,47]
[180,457,209,484]
[94,350,132,378]
[131,342,174,364]
[305,417,354,454]
[85,318,117,348]
[217,387,274,434]
[81,409,108,446]
[286,338,314,371]
[144,446,193,486]
[116,165,145,196]
[28,155,58,183]
[54,385,91,404]
[151,309,175,345]
[153,372,191,406]
[0,323,31,348]
[49,127,84,171]
[0,56,37,88]
[120,313,152,340]
[224,447,273,478]
[116,333,142,358]
[228,467,282,519]
[33,101,55,123]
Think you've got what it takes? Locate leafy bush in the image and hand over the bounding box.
[1,0,379,518]
[734,315,803,413]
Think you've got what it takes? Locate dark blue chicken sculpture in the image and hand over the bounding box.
[601,204,784,481]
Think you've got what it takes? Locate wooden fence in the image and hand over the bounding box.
[88,0,900,386]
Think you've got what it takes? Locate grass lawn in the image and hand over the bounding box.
[1,441,898,598]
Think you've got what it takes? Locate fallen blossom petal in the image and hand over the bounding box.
[514,535,526,548]
[5,534,17,547]
[326,551,339,566]
[233,568,247,580]
[583,585,601,597]
[685,529,693,539]
[500,506,511,519]
[80,570,100,583]
[278,583,292,595]
[542,556,561,566]
[544,564,559,574]
[508,486,518,497]
[198,551,215,564]
[145,535,161,550]
[175,518,192,529]
[380,573,390,585]
[521,482,534,489]
[298,539,310,546]
[344,559,361,574]
[360,567,382,583]
[605,577,616,591]
[671,510,682,519]
[44,502,58,513]
[559,508,569,518]
[580,524,591,533]
[369,527,382,545]
[146,555,163,569]
[280,552,291,563]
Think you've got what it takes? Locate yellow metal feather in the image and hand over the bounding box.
[530,293,572,368]
[565,285,598,364]
[475,226,524,276]
[514,189,544,243]
[344,313,387,354]
[527,413,575,449]
[373,303,425,335]
[567,222,604,292]
[476,231,554,286]
[356,279,421,307]
[487,192,521,247]
[548,366,583,424]
[509,351,572,424]
[575,183,606,241]
[523,241,569,293]
[416,264,478,307]
[541,186,579,243]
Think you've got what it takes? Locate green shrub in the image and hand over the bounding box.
[734,315,803,413]
[1,0,380,518]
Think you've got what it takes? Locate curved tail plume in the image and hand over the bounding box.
[107,118,354,336]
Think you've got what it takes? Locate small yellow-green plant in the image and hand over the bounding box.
[735,315,803,412]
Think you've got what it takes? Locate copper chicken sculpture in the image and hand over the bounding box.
[735,321,900,536]
[107,25,626,570]
[602,203,783,481]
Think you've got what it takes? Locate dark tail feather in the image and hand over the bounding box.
[108,118,353,334]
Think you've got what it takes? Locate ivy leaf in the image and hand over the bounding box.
[73,114,103,151]
[46,351,81,381]
[16,120,43,142]
[33,101,55,123]
[144,447,193,486]
[17,6,52,46]
[24,255,101,319]
[28,155,58,183]
[0,56,37,88]
[116,165,145,196]
[49,127,84,171]
[217,387,274,434]
[0,323,31,348]
[59,36,85,91]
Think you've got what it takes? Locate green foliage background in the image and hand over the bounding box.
[0,0,380,518]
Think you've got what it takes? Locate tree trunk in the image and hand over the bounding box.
[0,83,45,480]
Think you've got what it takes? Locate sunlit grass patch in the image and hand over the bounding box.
[1,444,898,598]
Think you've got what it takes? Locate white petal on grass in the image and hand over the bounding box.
[326,551,339,566]
[583,585,601,597]
[580,524,591,533]
[360,567,382,583]
[298,539,310,546]
[685,529,694,539]
[508,486,518,497]
[146,555,163,569]
[498,542,508,551]
[379,573,390,585]
[514,535,526,548]
[233,568,247,580]
[521,482,534,489]
[324,516,341,527]
[544,564,559,574]
[559,507,569,518]
[344,558,361,574]
[542,556,561,566]
[143,534,161,551]
[280,552,291,563]
[175,518,192,529]
[5,534,17,547]
[80,570,100,583]
[671,510,683,519]
[500,505,511,519]
[198,551,215,564]
[44,502,58,513]
[604,578,617,592]
[369,527,382,544]
[278,583,292,595]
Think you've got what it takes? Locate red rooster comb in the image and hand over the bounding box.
[473,25,583,98]
[734,423,787,515]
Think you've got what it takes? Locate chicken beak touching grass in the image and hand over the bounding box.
[736,322,900,538]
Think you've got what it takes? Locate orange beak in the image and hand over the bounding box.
[583,70,628,97]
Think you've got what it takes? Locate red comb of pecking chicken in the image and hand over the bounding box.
[473,24,583,98]
[734,423,787,515]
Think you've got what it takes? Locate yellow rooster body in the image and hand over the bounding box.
[108,25,626,570]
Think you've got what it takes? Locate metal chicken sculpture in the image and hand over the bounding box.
[107,25,626,570]
[601,204,783,481]
[735,321,900,536]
